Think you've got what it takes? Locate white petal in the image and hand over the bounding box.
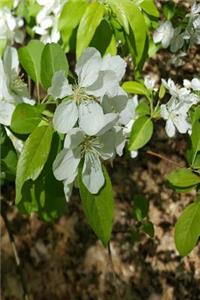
[63,181,73,202]
[3,46,19,75]
[82,152,105,194]
[0,58,12,101]
[191,78,200,91]
[53,148,81,182]
[48,70,72,99]
[96,113,119,136]
[101,54,126,81]
[76,47,102,87]
[97,130,116,160]
[130,150,138,158]
[79,100,104,136]
[119,96,138,125]
[64,127,85,149]
[53,100,78,133]
[160,104,169,120]
[173,115,190,134]
[0,102,15,126]
[114,127,126,156]
[86,70,118,97]
[165,119,176,137]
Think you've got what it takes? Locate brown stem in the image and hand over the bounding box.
[146,150,184,168]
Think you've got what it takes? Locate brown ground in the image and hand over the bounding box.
[1,123,200,300]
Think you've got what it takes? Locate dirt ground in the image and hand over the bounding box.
[1,122,200,300]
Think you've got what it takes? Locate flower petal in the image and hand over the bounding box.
[48,70,72,99]
[97,130,116,160]
[53,148,81,182]
[63,180,73,202]
[86,70,118,97]
[101,54,126,81]
[96,113,119,136]
[64,127,85,149]
[0,102,15,126]
[53,100,78,133]
[79,100,104,136]
[82,152,105,194]
[76,47,102,87]
[165,119,176,137]
[3,46,19,75]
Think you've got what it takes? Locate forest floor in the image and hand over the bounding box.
[1,121,200,300]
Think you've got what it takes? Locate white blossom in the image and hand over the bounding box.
[33,0,67,43]
[53,121,117,197]
[0,47,34,126]
[153,21,174,48]
[51,47,126,136]
[160,78,199,137]
[0,7,24,44]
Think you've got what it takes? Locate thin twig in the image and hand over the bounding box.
[1,202,30,300]
[146,150,184,168]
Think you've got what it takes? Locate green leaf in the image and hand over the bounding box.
[16,125,53,204]
[79,166,114,246]
[0,126,18,180]
[90,20,112,55]
[136,101,150,116]
[175,199,200,256]
[129,116,153,151]
[0,0,13,9]
[59,0,87,52]
[107,0,129,33]
[41,43,69,90]
[140,0,159,17]
[133,195,149,221]
[18,40,44,84]
[141,221,154,238]
[191,121,200,166]
[167,168,200,188]
[121,0,147,65]
[76,1,105,58]
[11,103,42,134]
[17,133,67,222]
[122,81,149,96]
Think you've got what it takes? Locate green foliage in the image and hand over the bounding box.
[11,103,42,134]
[16,125,53,205]
[18,40,44,85]
[167,168,200,189]
[41,43,69,90]
[122,81,149,96]
[129,116,153,151]
[175,199,200,256]
[120,0,147,66]
[140,0,159,18]
[0,126,18,181]
[59,0,87,52]
[133,195,149,222]
[76,1,105,58]
[17,134,67,222]
[79,166,114,246]
[191,121,200,167]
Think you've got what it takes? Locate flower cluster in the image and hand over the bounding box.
[33,0,67,43]
[50,47,136,199]
[153,2,200,55]
[0,46,34,126]
[160,78,200,137]
[0,7,24,45]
